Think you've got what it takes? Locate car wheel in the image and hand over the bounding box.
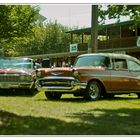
[84,81,101,101]
[45,92,62,100]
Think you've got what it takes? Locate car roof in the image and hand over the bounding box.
[77,53,140,64]
[78,53,137,61]
[0,57,32,61]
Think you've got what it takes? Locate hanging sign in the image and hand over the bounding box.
[70,44,78,52]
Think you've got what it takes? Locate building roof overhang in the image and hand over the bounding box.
[66,20,134,35]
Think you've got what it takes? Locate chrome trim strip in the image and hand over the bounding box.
[107,91,140,94]
[38,76,78,81]
[82,74,140,80]
[0,82,34,89]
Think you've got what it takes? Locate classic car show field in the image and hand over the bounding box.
[0,92,140,135]
[2,4,140,137]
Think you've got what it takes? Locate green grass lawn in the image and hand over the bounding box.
[0,92,140,135]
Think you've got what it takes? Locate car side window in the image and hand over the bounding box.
[101,57,111,68]
[127,60,140,71]
[112,58,127,70]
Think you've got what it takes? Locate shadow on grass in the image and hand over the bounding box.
[36,94,139,103]
[36,96,89,103]
[0,89,38,97]
[1,107,140,135]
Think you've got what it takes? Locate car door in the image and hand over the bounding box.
[109,58,132,92]
[127,59,140,91]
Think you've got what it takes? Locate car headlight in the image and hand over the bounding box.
[73,71,80,78]
[36,70,42,77]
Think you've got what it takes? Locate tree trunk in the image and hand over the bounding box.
[89,5,98,53]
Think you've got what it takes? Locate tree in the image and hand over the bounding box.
[8,20,71,56]
[0,5,40,39]
[99,5,140,25]
[4,26,46,57]
[42,20,71,54]
[0,5,41,56]
[0,5,77,57]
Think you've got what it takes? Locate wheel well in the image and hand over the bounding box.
[87,79,107,96]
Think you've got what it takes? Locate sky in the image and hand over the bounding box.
[39,4,92,28]
[39,4,130,28]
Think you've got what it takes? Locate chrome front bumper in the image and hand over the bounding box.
[0,82,34,89]
[36,76,87,93]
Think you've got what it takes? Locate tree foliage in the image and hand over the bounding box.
[99,5,140,25]
[42,20,71,54]
[0,5,39,39]
[4,20,71,57]
[0,5,80,57]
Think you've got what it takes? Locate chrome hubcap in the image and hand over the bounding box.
[89,83,99,99]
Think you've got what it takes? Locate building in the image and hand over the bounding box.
[28,20,140,67]
[67,20,140,57]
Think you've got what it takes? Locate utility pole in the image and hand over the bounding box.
[89,5,98,53]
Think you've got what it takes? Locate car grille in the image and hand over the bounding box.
[0,75,20,82]
[39,78,76,88]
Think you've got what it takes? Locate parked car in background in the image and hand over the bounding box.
[0,57,38,95]
[41,58,51,68]
[36,53,140,100]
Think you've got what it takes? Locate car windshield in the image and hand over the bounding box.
[74,55,111,68]
[0,58,33,69]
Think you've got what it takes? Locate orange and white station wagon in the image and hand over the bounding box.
[36,53,140,100]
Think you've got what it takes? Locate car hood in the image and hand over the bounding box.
[38,66,106,77]
[38,67,73,77]
[0,68,32,75]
